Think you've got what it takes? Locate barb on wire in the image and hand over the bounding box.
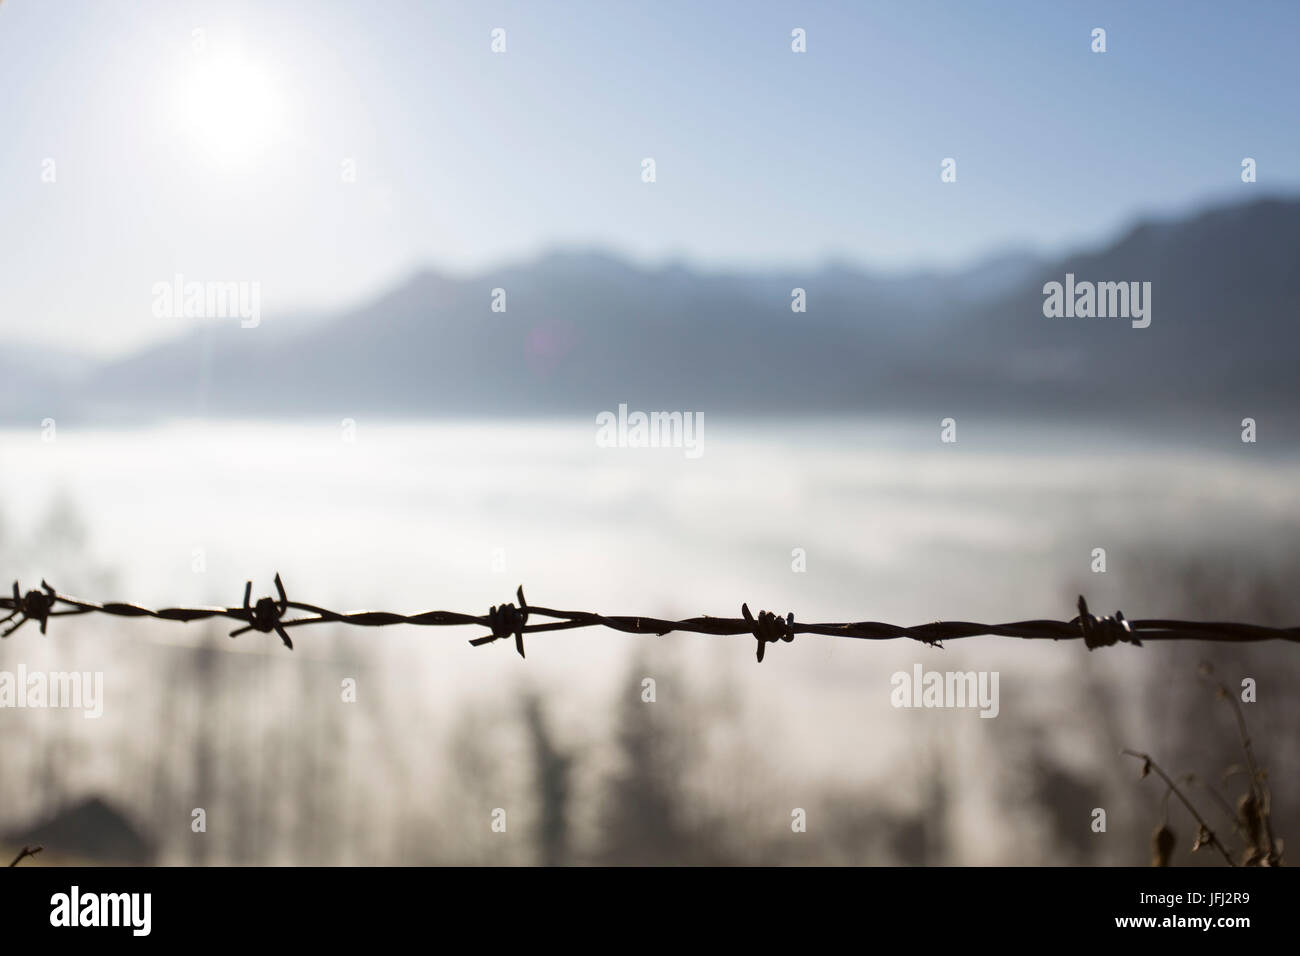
[468,585,530,658]
[742,604,794,662]
[229,574,294,649]
[1,580,56,637]
[3,576,1299,662]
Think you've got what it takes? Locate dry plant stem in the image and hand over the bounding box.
[1202,783,1249,841]
[1220,685,1278,859]
[7,845,42,867]
[1122,750,1236,866]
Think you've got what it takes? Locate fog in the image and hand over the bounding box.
[2,419,1296,864]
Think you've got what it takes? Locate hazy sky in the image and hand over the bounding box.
[2,0,1298,355]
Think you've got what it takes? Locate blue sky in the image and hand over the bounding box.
[2,0,1298,355]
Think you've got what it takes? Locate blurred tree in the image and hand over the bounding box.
[521,693,572,866]
[596,655,729,865]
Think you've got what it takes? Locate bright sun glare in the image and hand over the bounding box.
[176,48,279,165]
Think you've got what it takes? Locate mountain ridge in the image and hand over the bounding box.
[11,195,1300,426]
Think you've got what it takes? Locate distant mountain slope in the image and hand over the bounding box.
[938,198,1300,416]
[23,196,1300,424]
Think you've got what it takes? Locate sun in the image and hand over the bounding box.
[175,47,279,166]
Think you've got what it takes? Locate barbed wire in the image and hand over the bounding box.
[5,575,1299,662]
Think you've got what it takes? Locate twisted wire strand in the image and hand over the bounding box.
[3,577,1299,662]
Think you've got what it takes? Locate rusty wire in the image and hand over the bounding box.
[4,576,1300,662]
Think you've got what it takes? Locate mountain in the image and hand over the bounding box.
[935,198,1300,419]
[0,345,97,423]
[15,196,1300,426]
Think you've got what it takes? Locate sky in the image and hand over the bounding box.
[2,0,1298,356]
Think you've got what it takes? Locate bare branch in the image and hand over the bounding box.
[7,845,42,867]
[1122,750,1236,867]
